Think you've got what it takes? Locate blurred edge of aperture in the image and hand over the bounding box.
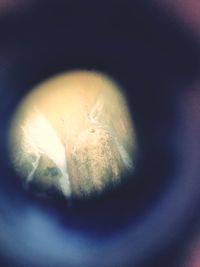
[156,1,200,267]
[0,0,34,15]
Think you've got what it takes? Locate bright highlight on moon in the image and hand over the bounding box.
[8,70,136,199]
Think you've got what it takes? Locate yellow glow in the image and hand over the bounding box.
[9,70,136,199]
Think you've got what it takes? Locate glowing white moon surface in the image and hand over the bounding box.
[8,70,136,199]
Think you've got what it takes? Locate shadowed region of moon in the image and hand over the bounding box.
[8,70,137,199]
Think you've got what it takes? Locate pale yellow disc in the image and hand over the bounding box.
[9,70,136,199]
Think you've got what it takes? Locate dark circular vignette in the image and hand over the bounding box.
[0,1,200,267]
